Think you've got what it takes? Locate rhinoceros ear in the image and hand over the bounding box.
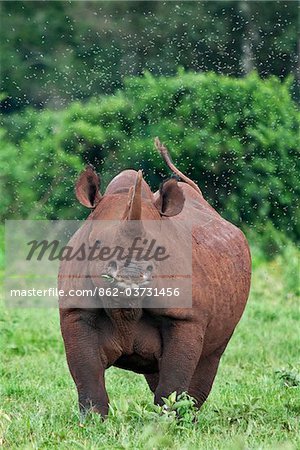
[154,178,185,217]
[75,165,102,208]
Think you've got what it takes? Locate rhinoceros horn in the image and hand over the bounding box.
[127,170,143,221]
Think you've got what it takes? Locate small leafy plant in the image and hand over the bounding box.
[156,391,198,425]
[275,368,300,387]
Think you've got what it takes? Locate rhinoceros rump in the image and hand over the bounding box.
[58,138,251,418]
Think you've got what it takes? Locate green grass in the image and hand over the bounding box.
[1,249,299,449]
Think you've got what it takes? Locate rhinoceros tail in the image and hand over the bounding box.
[154,137,202,195]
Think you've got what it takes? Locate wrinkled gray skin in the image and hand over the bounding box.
[59,164,251,418]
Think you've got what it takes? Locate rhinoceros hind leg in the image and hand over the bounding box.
[188,342,229,408]
[144,373,159,393]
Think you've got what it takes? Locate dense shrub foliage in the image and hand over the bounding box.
[1,1,297,110]
[1,72,299,251]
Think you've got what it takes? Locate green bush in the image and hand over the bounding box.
[1,71,299,252]
[1,2,298,109]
